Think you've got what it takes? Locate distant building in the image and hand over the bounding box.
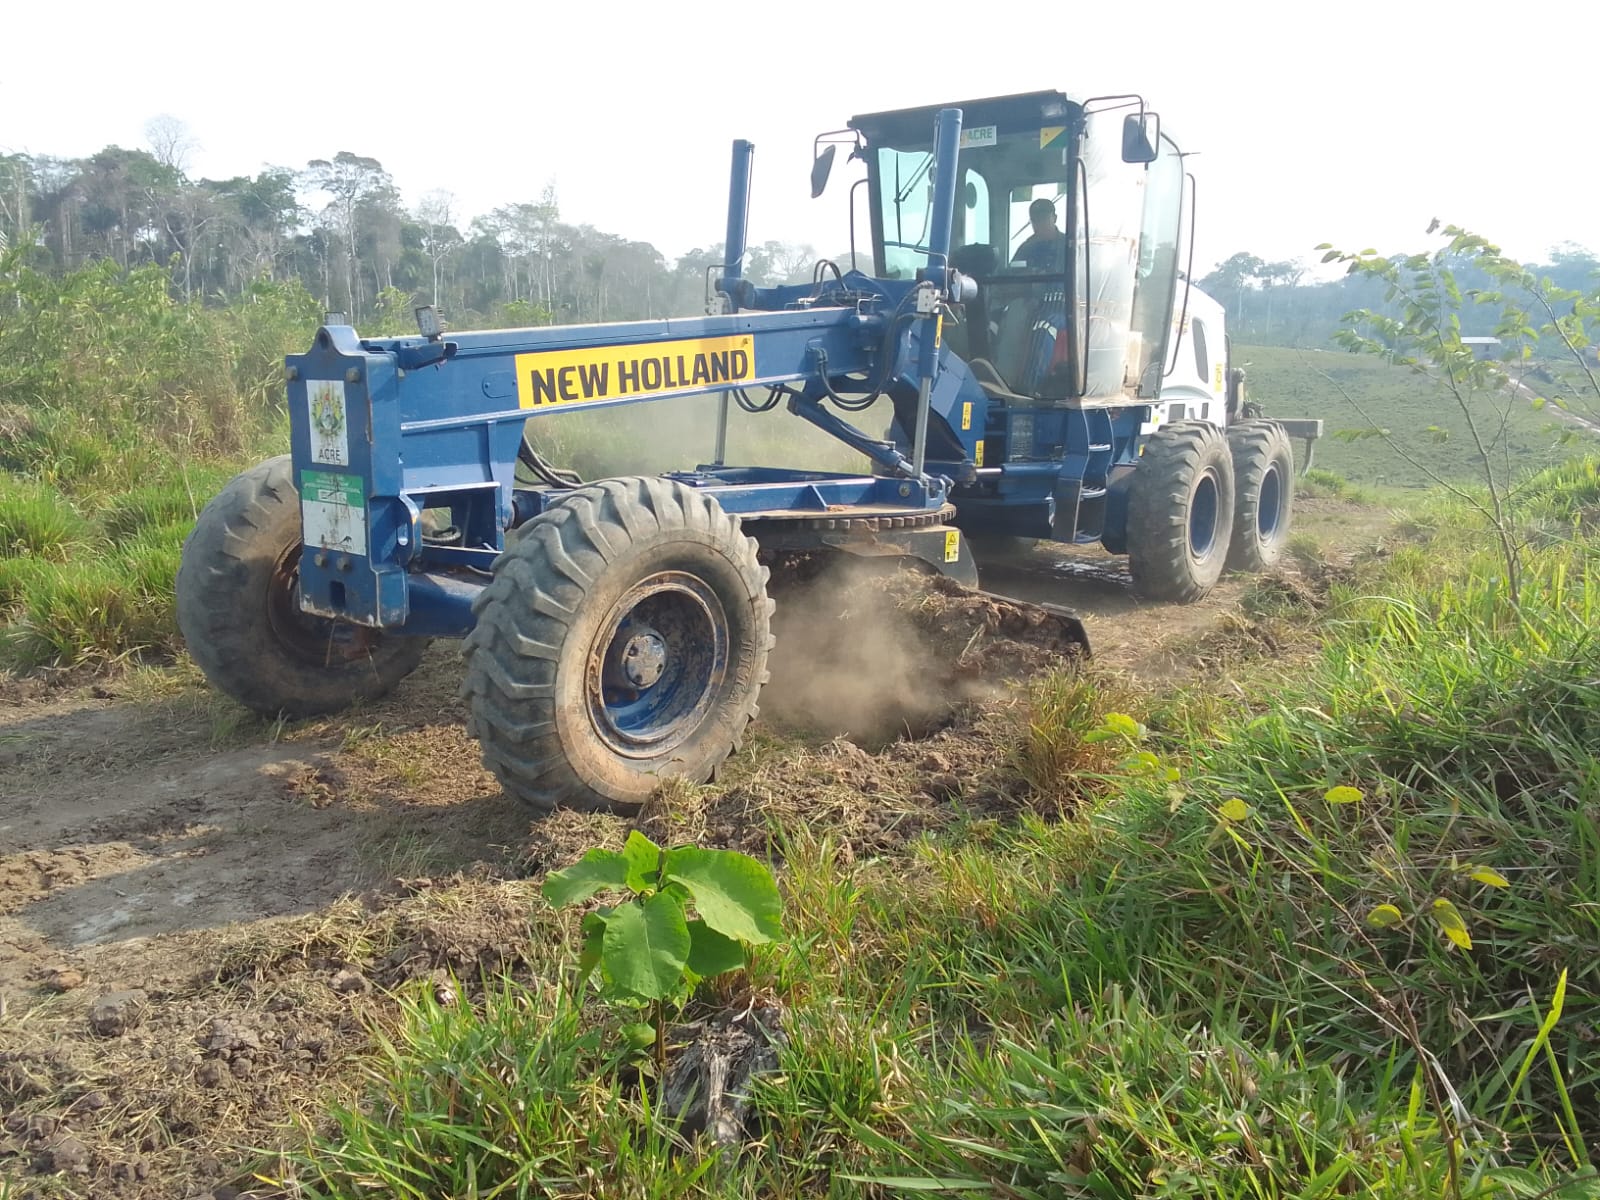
[1462,336,1501,360]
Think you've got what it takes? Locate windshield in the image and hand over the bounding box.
[875,147,937,279]
[873,121,1076,396]
[873,121,1073,281]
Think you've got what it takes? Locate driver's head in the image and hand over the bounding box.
[1029,198,1059,236]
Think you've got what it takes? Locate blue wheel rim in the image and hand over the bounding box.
[587,571,728,758]
[1189,470,1220,560]
[1258,463,1283,540]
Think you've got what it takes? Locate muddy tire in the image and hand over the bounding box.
[462,477,772,814]
[1225,420,1295,572]
[176,455,428,716]
[1126,422,1235,603]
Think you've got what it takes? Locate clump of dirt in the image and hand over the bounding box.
[762,556,1083,746]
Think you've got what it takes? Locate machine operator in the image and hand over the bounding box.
[1012,197,1066,271]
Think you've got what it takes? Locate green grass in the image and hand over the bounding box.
[1242,344,1583,488]
[0,474,88,559]
[0,464,248,670]
[276,461,1600,1199]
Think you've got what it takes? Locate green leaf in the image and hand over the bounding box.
[1123,750,1162,775]
[543,848,628,907]
[621,830,661,894]
[686,918,747,979]
[1430,898,1472,949]
[1102,712,1143,739]
[620,1022,657,1052]
[1217,797,1252,822]
[1324,785,1363,805]
[602,890,691,1000]
[1366,904,1405,929]
[577,910,608,984]
[663,847,783,945]
[1468,866,1510,889]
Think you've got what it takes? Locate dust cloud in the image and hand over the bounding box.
[761,556,1083,746]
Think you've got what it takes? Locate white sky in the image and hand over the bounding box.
[2,0,1594,275]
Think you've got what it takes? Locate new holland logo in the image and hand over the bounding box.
[514,334,755,410]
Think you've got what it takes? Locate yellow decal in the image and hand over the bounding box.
[943,530,960,563]
[934,313,943,349]
[974,439,985,467]
[515,334,754,409]
[1214,362,1224,390]
[1040,126,1065,149]
[961,401,972,431]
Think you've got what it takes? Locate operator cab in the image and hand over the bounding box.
[846,90,1186,408]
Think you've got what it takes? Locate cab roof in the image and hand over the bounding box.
[848,90,1083,144]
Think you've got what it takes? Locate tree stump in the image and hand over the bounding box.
[661,1001,785,1146]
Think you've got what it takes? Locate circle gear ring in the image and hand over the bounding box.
[741,503,957,534]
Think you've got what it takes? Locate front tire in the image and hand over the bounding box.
[1225,420,1295,572]
[1126,422,1235,603]
[176,455,428,716]
[462,477,772,814]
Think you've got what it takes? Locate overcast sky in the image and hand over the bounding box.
[3,0,1593,275]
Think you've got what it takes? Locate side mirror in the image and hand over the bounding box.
[1121,112,1160,164]
[810,144,837,198]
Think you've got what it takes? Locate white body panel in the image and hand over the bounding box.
[1145,284,1229,436]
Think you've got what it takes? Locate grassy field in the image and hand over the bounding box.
[254,462,1600,1199]
[1239,344,1587,489]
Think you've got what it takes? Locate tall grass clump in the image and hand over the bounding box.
[0,250,317,669]
[0,474,88,558]
[0,248,318,463]
[273,981,730,1199]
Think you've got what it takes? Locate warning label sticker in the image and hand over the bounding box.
[300,469,367,559]
[515,334,755,410]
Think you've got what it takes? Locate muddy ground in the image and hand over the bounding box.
[0,497,1385,1198]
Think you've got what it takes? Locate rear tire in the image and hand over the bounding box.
[462,477,773,814]
[1126,422,1235,603]
[1225,420,1295,572]
[176,455,428,716]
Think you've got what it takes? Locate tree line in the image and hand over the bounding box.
[2,116,1594,351]
[0,118,826,331]
[1200,244,1600,347]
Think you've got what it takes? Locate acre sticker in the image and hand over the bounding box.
[307,379,349,467]
[300,469,368,559]
[959,125,998,150]
[515,334,755,410]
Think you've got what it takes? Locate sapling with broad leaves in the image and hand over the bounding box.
[542,831,782,1070]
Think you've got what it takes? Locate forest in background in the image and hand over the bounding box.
[0,125,826,333]
[4,119,1594,344]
